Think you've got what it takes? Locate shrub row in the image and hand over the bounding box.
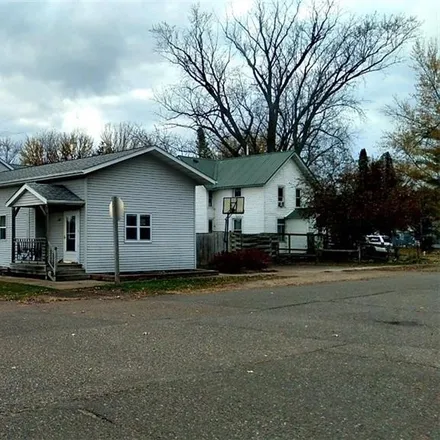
[211,249,271,273]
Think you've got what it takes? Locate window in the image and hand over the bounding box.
[208,219,213,233]
[233,218,242,233]
[208,191,213,207]
[0,215,5,240]
[125,214,151,241]
[277,218,286,240]
[233,188,242,197]
[278,186,285,207]
[296,188,302,207]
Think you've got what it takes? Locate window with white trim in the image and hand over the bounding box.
[0,215,5,240]
[277,218,286,240]
[233,218,242,233]
[125,214,151,241]
[278,186,285,207]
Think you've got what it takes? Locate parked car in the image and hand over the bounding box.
[365,235,393,252]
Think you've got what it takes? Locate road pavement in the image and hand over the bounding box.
[0,272,438,439]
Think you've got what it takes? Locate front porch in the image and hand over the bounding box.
[6,183,86,281]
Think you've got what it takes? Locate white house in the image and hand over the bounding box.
[180,151,315,248]
[0,147,214,280]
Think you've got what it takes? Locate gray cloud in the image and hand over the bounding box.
[0,0,437,152]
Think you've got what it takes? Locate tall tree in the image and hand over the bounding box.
[384,39,440,187]
[152,0,418,164]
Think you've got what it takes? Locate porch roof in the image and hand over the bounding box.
[285,208,307,220]
[6,183,84,208]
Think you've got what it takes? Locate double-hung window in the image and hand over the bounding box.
[277,218,286,240]
[296,188,302,207]
[125,214,151,241]
[278,186,285,207]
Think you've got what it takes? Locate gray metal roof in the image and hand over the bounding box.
[180,151,315,190]
[27,183,84,203]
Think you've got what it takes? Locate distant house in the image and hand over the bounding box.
[0,147,213,280]
[180,151,315,243]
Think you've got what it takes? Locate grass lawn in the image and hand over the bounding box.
[0,281,52,301]
[97,275,273,296]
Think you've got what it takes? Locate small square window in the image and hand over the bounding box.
[126,227,137,241]
[139,228,151,240]
[126,214,137,227]
[140,215,150,227]
[125,214,151,241]
[233,188,241,197]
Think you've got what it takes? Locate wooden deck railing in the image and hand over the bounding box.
[12,238,47,263]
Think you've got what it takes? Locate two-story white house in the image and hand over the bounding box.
[180,151,315,246]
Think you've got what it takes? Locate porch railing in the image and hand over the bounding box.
[47,242,58,282]
[12,238,47,263]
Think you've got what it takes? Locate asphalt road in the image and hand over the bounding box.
[0,272,438,439]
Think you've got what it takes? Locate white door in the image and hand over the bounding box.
[64,211,80,263]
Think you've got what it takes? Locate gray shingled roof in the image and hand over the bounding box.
[0,148,145,187]
[27,183,84,203]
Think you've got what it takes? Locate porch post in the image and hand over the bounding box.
[11,207,20,263]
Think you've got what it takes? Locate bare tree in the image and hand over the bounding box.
[152,0,418,164]
[0,137,22,163]
[20,129,95,166]
[59,130,95,160]
[97,122,154,154]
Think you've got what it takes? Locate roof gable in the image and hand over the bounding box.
[6,183,84,207]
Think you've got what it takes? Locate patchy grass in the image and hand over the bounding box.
[99,275,274,296]
[0,281,53,301]
[396,248,440,265]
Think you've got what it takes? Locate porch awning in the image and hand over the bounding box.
[6,183,84,208]
[285,208,308,220]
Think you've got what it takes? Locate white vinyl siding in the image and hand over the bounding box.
[85,154,196,273]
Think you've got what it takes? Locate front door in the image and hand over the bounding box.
[64,211,80,263]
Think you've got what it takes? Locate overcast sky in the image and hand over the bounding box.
[0,0,438,157]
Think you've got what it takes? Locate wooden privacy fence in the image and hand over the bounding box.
[196,232,280,267]
[229,233,279,257]
[196,232,224,267]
